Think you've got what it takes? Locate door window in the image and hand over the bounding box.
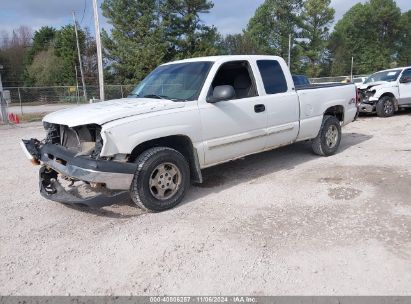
[257,60,288,94]
[210,61,258,100]
[401,69,411,78]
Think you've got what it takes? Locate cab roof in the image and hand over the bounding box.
[376,66,411,73]
[162,55,285,66]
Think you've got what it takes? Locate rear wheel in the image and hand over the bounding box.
[376,96,395,117]
[130,147,190,212]
[311,115,342,156]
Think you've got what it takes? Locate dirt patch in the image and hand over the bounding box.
[328,187,362,200]
[231,165,411,258]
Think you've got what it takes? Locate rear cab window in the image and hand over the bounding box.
[257,60,288,94]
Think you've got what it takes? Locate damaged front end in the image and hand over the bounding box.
[21,123,135,207]
[358,87,378,113]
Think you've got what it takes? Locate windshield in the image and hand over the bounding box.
[129,61,213,101]
[364,70,401,84]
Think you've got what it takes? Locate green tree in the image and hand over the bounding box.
[24,26,56,85]
[398,10,411,66]
[26,26,56,64]
[82,28,98,85]
[101,0,167,84]
[0,26,32,87]
[246,0,302,58]
[26,47,66,86]
[221,32,261,55]
[330,0,401,75]
[54,25,86,85]
[162,0,220,59]
[299,0,334,77]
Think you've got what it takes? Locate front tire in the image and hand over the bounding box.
[311,115,342,156]
[130,147,190,212]
[376,96,395,117]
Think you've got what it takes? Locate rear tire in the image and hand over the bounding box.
[311,115,342,156]
[376,96,395,117]
[130,147,190,212]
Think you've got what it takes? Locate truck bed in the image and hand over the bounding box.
[295,83,349,90]
[295,82,357,141]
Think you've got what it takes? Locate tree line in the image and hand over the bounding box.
[0,0,410,88]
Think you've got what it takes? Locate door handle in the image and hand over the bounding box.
[254,104,265,113]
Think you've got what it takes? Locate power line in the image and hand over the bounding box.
[80,0,87,25]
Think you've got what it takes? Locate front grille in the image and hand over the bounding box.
[60,125,81,152]
[45,123,102,156]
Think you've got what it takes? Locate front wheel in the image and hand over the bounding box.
[130,147,190,212]
[376,96,395,117]
[311,115,342,156]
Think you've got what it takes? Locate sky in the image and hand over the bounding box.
[1,0,411,37]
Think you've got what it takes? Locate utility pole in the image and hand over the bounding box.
[350,57,354,82]
[73,11,87,102]
[0,65,9,124]
[288,34,292,68]
[0,65,3,92]
[74,65,80,104]
[92,0,105,101]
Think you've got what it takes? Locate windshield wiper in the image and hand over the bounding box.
[142,94,167,99]
[128,93,187,102]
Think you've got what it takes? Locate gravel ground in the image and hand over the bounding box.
[0,113,410,295]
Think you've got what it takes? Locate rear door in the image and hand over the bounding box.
[255,59,300,149]
[399,68,411,105]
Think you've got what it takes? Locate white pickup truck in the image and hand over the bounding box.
[21,55,358,212]
[359,66,411,117]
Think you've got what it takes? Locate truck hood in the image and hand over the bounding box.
[359,81,396,91]
[43,98,186,127]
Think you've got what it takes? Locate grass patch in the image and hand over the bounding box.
[9,101,79,107]
[19,112,47,122]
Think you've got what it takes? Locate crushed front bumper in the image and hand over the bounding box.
[21,139,136,206]
[359,102,375,113]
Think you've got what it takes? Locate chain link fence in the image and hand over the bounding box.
[0,85,134,123]
[4,84,135,105]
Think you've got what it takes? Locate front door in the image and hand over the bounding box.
[199,60,267,166]
[399,68,411,105]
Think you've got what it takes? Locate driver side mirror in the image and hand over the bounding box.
[400,76,411,84]
[207,85,235,103]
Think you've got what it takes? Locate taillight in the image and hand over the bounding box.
[356,88,360,105]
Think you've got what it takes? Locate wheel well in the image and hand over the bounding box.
[129,135,202,183]
[380,92,395,99]
[324,105,344,122]
[379,93,398,109]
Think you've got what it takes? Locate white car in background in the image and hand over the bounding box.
[359,67,411,117]
[353,77,367,87]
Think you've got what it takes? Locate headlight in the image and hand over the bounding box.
[366,90,376,99]
[92,130,103,158]
[43,121,53,130]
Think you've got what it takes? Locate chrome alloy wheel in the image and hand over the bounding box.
[325,125,339,148]
[149,162,181,200]
[383,99,394,115]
